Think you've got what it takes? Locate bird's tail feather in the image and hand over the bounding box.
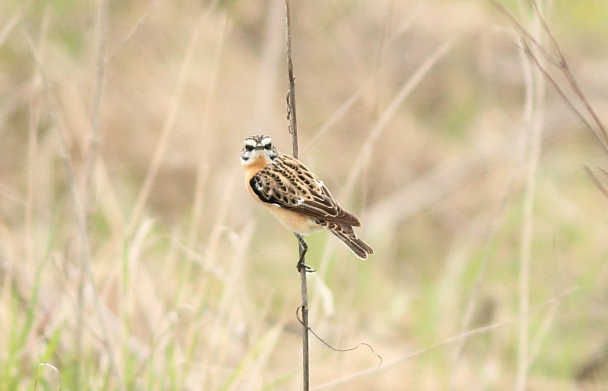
[329,226,374,260]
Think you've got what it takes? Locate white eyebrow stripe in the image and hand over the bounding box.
[261,136,272,145]
[244,139,257,147]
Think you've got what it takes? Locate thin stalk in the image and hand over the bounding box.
[285,1,309,389]
[285,0,299,157]
[515,3,546,389]
[77,0,108,387]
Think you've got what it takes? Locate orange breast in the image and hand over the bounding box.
[244,154,270,182]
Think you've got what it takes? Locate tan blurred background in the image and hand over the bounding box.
[1,0,608,389]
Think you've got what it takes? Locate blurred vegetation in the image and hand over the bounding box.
[1,0,608,390]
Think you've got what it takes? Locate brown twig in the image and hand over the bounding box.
[285,0,298,158]
[491,0,608,154]
[295,307,383,368]
[584,166,608,199]
[285,1,309,390]
[528,0,608,145]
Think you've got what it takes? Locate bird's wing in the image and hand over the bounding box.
[249,153,361,226]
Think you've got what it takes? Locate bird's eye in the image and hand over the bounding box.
[264,143,272,150]
[245,144,254,152]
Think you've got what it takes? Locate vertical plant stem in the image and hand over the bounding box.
[298,245,310,391]
[75,0,108,386]
[285,0,298,157]
[285,1,309,389]
[516,2,546,390]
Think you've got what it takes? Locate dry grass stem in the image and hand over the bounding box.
[285,1,309,390]
[315,288,576,390]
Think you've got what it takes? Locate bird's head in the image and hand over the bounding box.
[240,135,279,166]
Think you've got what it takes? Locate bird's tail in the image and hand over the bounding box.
[328,224,374,260]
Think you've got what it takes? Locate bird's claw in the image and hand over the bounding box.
[297,261,316,273]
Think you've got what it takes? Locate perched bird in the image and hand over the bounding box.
[240,134,373,269]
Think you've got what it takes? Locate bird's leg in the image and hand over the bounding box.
[294,233,315,273]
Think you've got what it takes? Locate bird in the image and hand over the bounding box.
[240,134,373,270]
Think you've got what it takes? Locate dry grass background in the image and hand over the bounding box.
[1,0,608,390]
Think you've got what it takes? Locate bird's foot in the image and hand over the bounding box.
[296,260,316,273]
